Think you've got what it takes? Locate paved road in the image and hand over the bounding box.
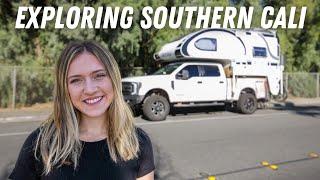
[0,105,320,180]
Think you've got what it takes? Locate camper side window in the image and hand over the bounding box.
[253,47,267,57]
[194,38,217,51]
[199,65,220,77]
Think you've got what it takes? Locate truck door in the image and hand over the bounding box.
[174,65,202,102]
[198,65,227,101]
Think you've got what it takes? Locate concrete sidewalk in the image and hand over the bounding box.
[0,98,320,123]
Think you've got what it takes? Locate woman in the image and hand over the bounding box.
[9,41,155,180]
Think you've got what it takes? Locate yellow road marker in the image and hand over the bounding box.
[269,164,278,170]
[208,176,216,180]
[261,161,270,166]
[308,152,319,158]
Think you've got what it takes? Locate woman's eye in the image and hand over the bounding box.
[70,79,81,84]
[94,73,106,80]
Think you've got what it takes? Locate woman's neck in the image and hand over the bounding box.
[79,114,107,142]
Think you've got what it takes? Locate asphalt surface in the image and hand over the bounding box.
[0,105,320,180]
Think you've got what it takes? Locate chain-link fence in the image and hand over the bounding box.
[284,72,320,98]
[0,66,319,108]
[0,66,54,108]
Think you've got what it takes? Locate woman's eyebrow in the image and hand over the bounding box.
[67,74,82,79]
[68,69,106,79]
[92,69,107,74]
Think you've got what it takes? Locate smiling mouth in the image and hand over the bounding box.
[83,96,104,105]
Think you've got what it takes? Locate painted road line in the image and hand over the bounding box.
[268,164,278,170]
[207,176,216,180]
[308,152,319,158]
[0,115,48,123]
[0,131,30,137]
[193,154,320,179]
[0,112,290,137]
[0,111,290,124]
[137,112,290,126]
[261,161,270,166]
[0,116,34,122]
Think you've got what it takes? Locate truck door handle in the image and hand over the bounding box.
[197,81,202,84]
[219,81,224,83]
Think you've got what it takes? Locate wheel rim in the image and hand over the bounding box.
[244,98,255,112]
[151,101,165,116]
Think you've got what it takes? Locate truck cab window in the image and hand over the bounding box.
[176,65,199,79]
[199,65,220,77]
[153,62,182,75]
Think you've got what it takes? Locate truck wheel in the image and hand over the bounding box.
[237,93,257,114]
[142,94,170,121]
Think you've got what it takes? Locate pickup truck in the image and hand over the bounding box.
[122,61,268,121]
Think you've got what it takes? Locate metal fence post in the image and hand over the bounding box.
[12,66,16,109]
[317,73,319,98]
[285,73,288,93]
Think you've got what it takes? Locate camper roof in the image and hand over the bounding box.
[154,28,279,62]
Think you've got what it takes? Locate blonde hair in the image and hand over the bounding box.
[35,41,139,174]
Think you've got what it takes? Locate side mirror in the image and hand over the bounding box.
[181,70,189,80]
[176,73,182,79]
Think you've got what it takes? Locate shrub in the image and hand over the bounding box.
[288,73,317,98]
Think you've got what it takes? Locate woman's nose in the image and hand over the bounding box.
[83,79,97,94]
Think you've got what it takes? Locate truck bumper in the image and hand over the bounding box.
[124,95,144,106]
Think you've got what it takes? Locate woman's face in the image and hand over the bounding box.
[67,52,114,119]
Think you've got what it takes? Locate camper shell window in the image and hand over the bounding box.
[194,38,217,51]
[253,47,267,57]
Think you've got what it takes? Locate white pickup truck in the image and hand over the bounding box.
[122,28,284,121]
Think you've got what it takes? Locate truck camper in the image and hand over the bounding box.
[122,28,285,121]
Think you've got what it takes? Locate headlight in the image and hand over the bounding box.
[122,82,141,95]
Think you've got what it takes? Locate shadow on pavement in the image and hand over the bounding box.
[153,143,184,180]
[170,105,227,116]
[1,161,14,180]
[135,105,229,120]
[272,103,320,118]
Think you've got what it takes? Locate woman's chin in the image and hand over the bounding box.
[81,110,108,119]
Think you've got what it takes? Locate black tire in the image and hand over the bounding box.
[237,93,257,114]
[142,94,170,121]
[132,104,142,117]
